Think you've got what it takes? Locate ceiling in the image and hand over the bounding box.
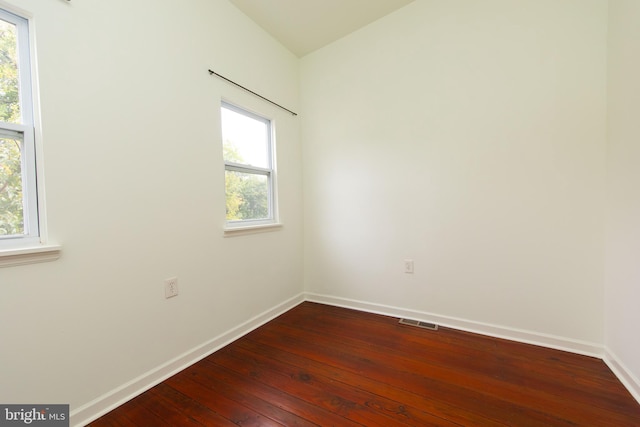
[228,0,415,57]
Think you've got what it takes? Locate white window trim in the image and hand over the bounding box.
[0,244,61,268]
[0,5,58,266]
[221,101,280,233]
[223,222,283,237]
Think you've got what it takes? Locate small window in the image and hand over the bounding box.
[221,102,276,227]
[0,8,39,247]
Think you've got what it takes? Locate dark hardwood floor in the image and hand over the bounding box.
[89,302,640,426]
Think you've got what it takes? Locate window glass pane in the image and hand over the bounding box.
[225,170,269,221]
[0,18,21,124]
[0,134,24,236]
[221,106,269,168]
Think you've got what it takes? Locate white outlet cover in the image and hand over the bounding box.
[164,277,178,298]
[404,259,414,274]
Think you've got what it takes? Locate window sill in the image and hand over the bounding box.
[0,244,62,268]
[223,223,283,237]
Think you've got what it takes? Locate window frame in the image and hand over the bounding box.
[0,7,39,247]
[0,5,59,265]
[221,101,278,231]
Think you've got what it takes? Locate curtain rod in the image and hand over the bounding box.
[208,69,297,116]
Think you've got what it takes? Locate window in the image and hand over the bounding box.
[221,102,277,228]
[0,8,39,248]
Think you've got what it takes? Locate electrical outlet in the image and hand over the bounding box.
[404,259,414,274]
[164,277,178,298]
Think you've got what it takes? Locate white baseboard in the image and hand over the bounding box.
[304,292,603,358]
[604,348,640,405]
[71,293,305,427]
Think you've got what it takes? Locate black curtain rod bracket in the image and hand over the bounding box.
[208,69,297,116]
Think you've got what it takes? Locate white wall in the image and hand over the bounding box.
[605,0,640,401]
[301,0,607,346]
[0,0,303,421]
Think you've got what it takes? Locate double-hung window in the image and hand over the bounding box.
[221,102,277,228]
[0,8,39,248]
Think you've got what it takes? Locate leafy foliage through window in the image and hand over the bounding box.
[221,102,275,225]
[0,133,24,235]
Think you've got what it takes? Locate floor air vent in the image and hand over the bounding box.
[399,318,439,331]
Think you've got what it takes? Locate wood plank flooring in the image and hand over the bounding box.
[89,302,640,426]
